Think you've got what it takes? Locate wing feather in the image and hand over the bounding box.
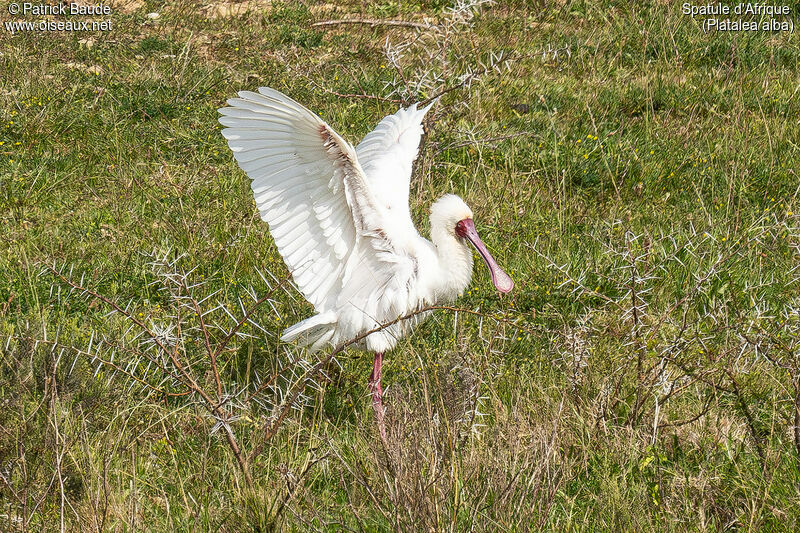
[219,87,419,319]
[355,100,435,223]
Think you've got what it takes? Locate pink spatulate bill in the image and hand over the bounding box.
[457,218,513,293]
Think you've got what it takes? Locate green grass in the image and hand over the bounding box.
[2,0,800,530]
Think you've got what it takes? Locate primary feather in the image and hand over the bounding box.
[356,101,435,234]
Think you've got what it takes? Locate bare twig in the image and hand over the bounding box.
[177,273,222,399]
[794,375,800,457]
[312,19,434,30]
[726,369,766,469]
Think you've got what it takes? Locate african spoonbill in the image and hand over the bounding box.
[219,88,513,439]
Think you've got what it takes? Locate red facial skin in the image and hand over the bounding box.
[455,218,513,293]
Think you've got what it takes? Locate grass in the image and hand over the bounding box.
[2,0,800,530]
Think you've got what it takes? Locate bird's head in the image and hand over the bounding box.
[431,194,514,294]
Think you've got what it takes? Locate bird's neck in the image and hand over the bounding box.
[431,225,474,301]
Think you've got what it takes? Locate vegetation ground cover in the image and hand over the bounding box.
[1,1,799,530]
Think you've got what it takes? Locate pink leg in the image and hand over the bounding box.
[369,352,387,441]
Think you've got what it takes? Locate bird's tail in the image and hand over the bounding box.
[280,312,337,353]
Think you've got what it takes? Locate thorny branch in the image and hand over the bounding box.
[42,257,522,487]
[533,216,800,461]
[43,259,270,487]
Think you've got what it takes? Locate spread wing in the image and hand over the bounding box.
[355,101,435,224]
[219,88,416,315]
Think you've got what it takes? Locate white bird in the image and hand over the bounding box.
[219,87,512,439]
